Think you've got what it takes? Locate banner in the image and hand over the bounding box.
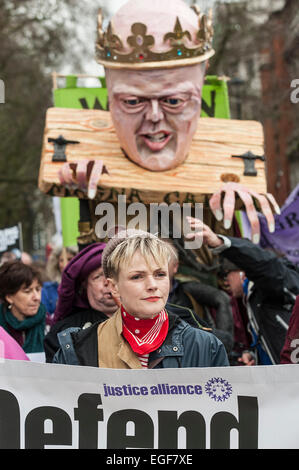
[0,360,298,449]
[259,183,299,265]
[0,223,23,256]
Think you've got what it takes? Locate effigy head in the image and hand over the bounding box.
[96,0,214,171]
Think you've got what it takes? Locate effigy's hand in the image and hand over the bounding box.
[209,182,280,244]
[58,160,109,199]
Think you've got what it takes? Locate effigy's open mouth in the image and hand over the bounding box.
[140,131,172,151]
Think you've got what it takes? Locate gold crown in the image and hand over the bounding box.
[95,6,214,70]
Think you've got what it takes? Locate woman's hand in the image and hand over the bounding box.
[185,216,223,248]
[238,351,256,366]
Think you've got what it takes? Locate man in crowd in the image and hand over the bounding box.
[186,216,299,364]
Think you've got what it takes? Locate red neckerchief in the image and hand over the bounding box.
[121,305,169,355]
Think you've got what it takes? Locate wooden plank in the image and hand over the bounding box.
[39,107,267,203]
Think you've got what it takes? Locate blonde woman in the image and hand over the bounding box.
[53,230,228,369]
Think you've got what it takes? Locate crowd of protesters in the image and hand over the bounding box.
[0,218,298,368]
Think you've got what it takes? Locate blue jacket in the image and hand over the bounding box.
[41,281,59,315]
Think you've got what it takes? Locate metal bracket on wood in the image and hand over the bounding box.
[232,151,265,176]
[48,135,80,162]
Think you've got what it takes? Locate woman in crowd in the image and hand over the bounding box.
[0,261,46,355]
[44,242,117,362]
[53,230,229,368]
[41,245,78,322]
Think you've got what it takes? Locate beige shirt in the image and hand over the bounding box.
[97,308,143,369]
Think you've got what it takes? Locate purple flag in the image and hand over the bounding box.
[259,184,299,265]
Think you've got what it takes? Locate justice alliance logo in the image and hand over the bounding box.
[205,377,233,402]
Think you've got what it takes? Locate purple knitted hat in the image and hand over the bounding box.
[53,242,106,324]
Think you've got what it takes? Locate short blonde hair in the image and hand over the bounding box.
[103,231,178,280]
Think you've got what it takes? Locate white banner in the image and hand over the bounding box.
[0,360,298,449]
[0,224,23,254]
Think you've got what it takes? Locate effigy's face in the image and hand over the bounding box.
[106,63,205,171]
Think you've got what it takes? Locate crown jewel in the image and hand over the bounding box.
[96,6,214,69]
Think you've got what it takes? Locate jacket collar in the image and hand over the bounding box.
[98,309,142,369]
[149,312,188,362]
